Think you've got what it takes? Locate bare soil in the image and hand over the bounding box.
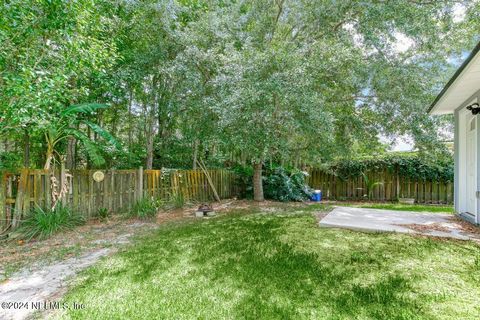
[0,218,157,280]
[398,216,480,242]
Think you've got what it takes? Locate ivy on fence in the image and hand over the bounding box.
[325,153,453,182]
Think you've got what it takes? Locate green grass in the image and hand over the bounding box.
[56,206,479,319]
[344,203,454,213]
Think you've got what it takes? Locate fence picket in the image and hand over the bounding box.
[307,168,453,204]
[1,166,453,232]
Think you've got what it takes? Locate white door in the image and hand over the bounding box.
[466,116,476,214]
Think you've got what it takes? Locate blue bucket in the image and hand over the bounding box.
[311,190,322,202]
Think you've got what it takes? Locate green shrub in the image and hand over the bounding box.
[168,191,185,209]
[17,205,85,240]
[0,151,22,170]
[127,198,162,219]
[232,164,313,201]
[264,167,313,202]
[95,207,111,221]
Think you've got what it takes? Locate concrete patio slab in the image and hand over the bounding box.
[319,206,471,240]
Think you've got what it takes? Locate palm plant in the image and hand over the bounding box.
[43,103,120,169]
[361,172,384,201]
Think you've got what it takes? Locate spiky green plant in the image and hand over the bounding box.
[17,205,85,241]
[95,207,111,221]
[43,103,121,169]
[169,191,185,209]
[126,198,162,219]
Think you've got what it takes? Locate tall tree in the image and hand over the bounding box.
[185,0,479,200]
[0,0,119,167]
[1,0,479,180]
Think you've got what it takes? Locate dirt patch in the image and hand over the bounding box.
[0,214,171,320]
[156,209,193,224]
[0,248,113,320]
[448,216,480,235]
[398,215,480,242]
[399,217,480,236]
[0,218,157,282]
[398,223,452,233]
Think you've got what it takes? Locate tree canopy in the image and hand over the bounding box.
[1,0,478,199]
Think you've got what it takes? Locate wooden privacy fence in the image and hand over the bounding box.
[306,169,453,204]
[0,168,239,232]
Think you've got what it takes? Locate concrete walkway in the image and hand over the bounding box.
[319,206,472,240]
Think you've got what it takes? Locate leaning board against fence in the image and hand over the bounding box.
[0,168,239,232]
[306,168,453,204]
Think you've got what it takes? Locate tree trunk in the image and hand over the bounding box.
[253,161,264,201]
[144,76,159,170]
[86,125,91,169]
[145,102,155,170]
[23,130,30,168]
[66,137,76,170]
[192,139,199,169]
[44,147,54,170]
[128,90,133,149]
[145,133,154,170]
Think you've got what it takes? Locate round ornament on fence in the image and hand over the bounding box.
[92,171,105,182]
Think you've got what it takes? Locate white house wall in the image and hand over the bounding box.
[476,98,480,224]
[454,94,479,223]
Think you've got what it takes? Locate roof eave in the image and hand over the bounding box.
[428,41,480,115]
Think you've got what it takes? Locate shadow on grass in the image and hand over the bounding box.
[60,211,480,319]
[190,215,427,319]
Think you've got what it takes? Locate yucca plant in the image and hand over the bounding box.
[43,103,121,169]
[169,191,185,209]
[95,207,111,221]
[17,205,85,241]
[126,198,163,219]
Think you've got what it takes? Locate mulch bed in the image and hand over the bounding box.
[448,216,480,234]
[398,223,452,233]
[398,215,480,241]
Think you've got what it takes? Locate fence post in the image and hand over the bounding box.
[12,169,29,228]
[137,166,144,201]
[396,165,400,200]
[0,172,5,231]
[171,170,179,199]
[109,170,115,211]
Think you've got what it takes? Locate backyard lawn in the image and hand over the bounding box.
[52,204,480,320]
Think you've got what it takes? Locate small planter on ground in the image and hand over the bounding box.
[399,198,415,205]
[195,204,215,217]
